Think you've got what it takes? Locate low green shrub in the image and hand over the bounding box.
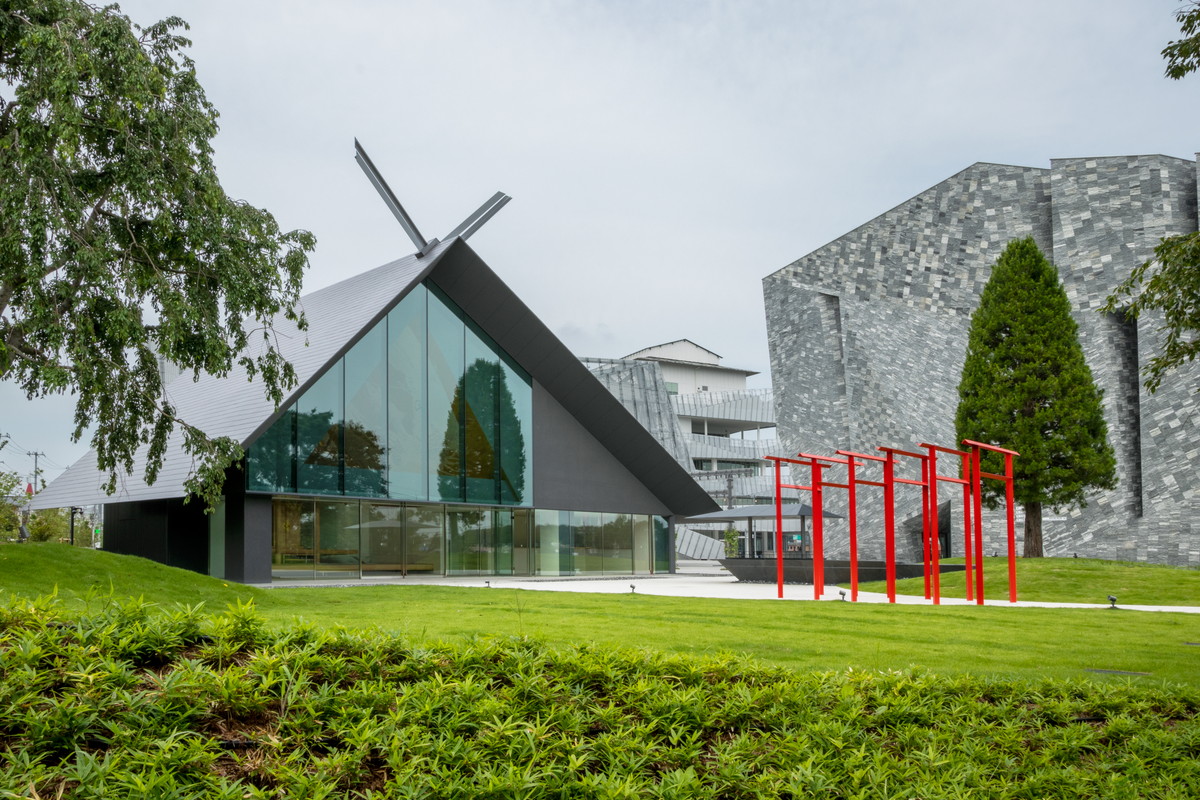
[1,597,1198,798]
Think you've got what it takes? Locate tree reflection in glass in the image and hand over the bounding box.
[437,358,527,505]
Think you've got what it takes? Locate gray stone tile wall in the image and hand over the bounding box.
[764,155,1199,567]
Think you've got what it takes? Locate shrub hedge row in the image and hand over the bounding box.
[1,597,1198,798]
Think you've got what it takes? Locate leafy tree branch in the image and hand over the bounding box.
[0,1,315,507]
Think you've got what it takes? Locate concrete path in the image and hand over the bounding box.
[260,559,1200,614]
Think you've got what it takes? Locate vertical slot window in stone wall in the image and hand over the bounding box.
[819,292,849,428]
[1108,310,1144,517]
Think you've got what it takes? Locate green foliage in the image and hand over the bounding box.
[723,528,738,558]
[1,599,1198,798]
[1163,1,1200,80]
[0,1,315,508]
[1104,230,1200,393]
[25,507,68,542]
[0,470,21,537]
[956,238,1117,529]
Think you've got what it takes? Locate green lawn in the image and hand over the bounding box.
[851,556,1200,606]
[4,543,1200,687]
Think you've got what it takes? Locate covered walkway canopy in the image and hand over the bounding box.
[678,503,842,524]
[679,503,843,560]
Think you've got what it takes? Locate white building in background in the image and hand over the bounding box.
[583,340,782,509]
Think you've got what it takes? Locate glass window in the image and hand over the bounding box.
[534,508,569,576]
[464,326,500,504]
[428,288,464,502]
[632,515,652,575]
[315,500,360,577]
[653,516,670,573]
[602,513,633,574]
[446,506,493,575]
[572,511,602,575]
[360,503,405,574]
[511,508,532,576]
[247,405,296,493]
[494,509,514,575]
[296,361,344,495]
[498,355,531,506]
[387,287,428,501]
[344,325,387,497]
[404,504,444,575]
[272,499,315,579]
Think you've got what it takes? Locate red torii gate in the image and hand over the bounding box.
[765,439,1020,605]
[834,449,887,603]
[963,439,1020,605]
[764,454,824,600]
[877,446,930,604]
[915,443,971,605]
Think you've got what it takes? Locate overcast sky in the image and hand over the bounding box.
[3,0,1198,484]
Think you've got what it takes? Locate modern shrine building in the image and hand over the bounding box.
[34,238,718,582]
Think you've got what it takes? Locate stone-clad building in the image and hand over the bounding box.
[763,154,1199,566]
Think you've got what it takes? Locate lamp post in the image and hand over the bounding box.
[69,506,83,546]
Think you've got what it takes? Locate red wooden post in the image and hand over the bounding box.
[774,458,784,599]
[1005,451,1017,603]
[962,439,1020,605]
[971,446,986,604]
[920,455,932,600]
[926,448,941,604]
[882,451,897,603]
[962,455,974,602]
[845,455,859,602]
[811,458,825,599]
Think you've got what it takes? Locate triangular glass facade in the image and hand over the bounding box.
[246,280,533,505]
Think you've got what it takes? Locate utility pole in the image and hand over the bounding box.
[27,451,45,492]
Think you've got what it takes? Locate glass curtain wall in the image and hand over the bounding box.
[405,505,444,575]
[571,512,601,575]
[270,499,662,580]
[315,501,360,577]
[359,503,404,574]
[344,326,387,497]
[296,363,344,495]
[601,513,633,574]
[429,289,465,503]
[654,516,671,573]
[534,509,570,576]
[388,285,428,499]
[247,280,533,506]
[446,507,494,575]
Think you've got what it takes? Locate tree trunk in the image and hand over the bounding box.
[1023,501,1043,558]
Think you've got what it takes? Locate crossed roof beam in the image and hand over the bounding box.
[354,139,511,258]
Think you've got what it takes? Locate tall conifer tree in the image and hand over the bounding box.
[956,238,1116,557]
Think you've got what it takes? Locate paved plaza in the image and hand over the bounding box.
[258,560,1200,614]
